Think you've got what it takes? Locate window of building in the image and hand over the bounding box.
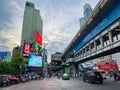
[96,39,101,50]
[111,26,120,42]
[103,33,109,47]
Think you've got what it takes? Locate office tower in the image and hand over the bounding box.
[79,3,92,28]
[21,1,43,46]
[84,3,92,20]
[79,17,85,28]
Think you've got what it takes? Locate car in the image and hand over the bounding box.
[114,71,120,80]
[83,71,103,84]
[98,70,107,79]
[62,74,70,80]
[7,76,19,85]
[0,75,10,87]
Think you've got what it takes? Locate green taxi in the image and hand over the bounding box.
[62,74,70,80]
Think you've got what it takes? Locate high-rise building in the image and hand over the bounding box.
[79,3,92,28]
[12,46,21,58]
[79,17,84,28]
[21,1,43,46]
[84,3,92,20]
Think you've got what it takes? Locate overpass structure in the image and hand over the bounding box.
[61,0,120,72]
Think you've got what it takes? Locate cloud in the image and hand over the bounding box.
[0,0,99,61]
[0,0,23,51]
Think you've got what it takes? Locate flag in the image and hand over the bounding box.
[35,31,42,46]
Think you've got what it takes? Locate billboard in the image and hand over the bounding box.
[28,54,42,67]
[0,52,11,61]
[22,42,30,56]
[97,59,118,72]
[36,31,42,46]
[22,42,43,57]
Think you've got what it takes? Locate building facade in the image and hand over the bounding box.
[12,46,21,58]
[79,3,92,28]
[50,52,63,72]
[0,52,11,62]
[79,18,84,29]
[21,1,43,46]
[51,52,62,62]
[84,3,92,21]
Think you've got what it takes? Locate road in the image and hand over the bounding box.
[0,77,120,90]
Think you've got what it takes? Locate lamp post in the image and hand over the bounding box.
[43,43,48,75]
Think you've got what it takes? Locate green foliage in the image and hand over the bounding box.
[0,52,27,75]
[0,61,11,74]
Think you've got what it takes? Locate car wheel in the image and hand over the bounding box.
[90,80,93,84]
[7,82,10,86]
[83,79,86,82]
[3,83,6,87]
[100,81,103,84]
[11,81,15,85]
[89,79,94,84]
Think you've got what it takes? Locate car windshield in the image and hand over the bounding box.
[95,72,101,76]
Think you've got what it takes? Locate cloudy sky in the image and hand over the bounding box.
[0,0,99,62]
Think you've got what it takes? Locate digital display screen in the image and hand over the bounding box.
[28,54,42,67]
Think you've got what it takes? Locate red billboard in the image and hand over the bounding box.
[97,59,118,72]
[35,31,42,46]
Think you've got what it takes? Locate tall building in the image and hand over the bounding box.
[51,52,62,65]
[84,3,92,20]
[79,3,92,28]
[12,46,21,58]
[21,1,43,46]
[50,52,63,72]
[79,17,84,29]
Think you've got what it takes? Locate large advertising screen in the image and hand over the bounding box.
[28,54,42,67]
[22,42,43,57]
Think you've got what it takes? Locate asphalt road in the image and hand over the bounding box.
[0,77,120,90]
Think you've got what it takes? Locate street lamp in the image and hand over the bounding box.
[43,43,48,75]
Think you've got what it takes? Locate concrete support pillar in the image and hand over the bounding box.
[73,63,79,77]
[74,53,76,61]
[89,43,91,53]
[82,49,84,57]
[94,40,97,51]
[85,47,87,55]
[100,37,104,48]
[108,31,113,44]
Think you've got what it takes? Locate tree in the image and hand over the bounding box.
[11,52,27,74]
[0,61,11,74]
[0,52,27,75]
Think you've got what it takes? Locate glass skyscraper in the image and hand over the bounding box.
[79,3,92,28]
[21,1,43,46]
[79,17,84,29]
[84,3,92,20]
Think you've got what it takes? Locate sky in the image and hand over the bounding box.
[0,0,99,62]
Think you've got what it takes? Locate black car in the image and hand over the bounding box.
[0,75,10,87]
[83,71,103,84]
